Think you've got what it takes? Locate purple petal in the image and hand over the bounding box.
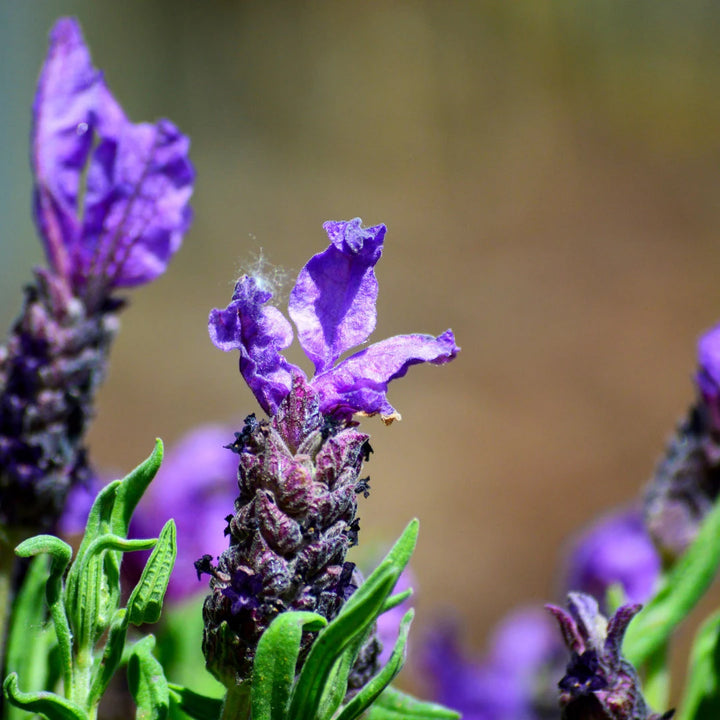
[697,322,720,432]
[288,219,385,373]
[32,18,103,280]
[31,18,193,297]
[311,330,459,422]
[564,507,660,607]
[209,276,301,416]
[77,118,194,291]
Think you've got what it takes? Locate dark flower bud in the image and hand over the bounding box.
[547,593,673,720]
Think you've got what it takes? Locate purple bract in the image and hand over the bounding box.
[32,17,194,303]
[209,218,459,422]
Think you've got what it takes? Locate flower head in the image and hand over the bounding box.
[32,17,194,306]
[422,608,564,720]
[209,218,459,423]
[564,508,660,609]
[546,593,671,720]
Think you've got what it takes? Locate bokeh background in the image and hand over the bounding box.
[3,0,720,696]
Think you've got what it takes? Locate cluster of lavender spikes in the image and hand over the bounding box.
[7,14,720,720]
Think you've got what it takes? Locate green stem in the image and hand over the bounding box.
[222,684,251,720]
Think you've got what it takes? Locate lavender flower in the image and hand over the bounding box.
[564,508,660,609]
[644,323,720,566]
[422,608,564,720]
[208,218,458,423]
[201,219,458,688]
[546,593,672,720]
[0,18,194,532]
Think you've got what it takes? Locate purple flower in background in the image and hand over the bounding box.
[697,322,720,436]
[208,218,459,423]
[422,608,564,720]
[32,18,194,306]
[0,17,194,533]
[564,508,660,608]
[644,322,720,566]
[546,593,671,720]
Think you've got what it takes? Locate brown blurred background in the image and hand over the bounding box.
[3,0,720,687]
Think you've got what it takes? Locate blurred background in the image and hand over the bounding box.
[3,0,720,694]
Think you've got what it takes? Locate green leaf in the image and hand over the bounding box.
[288,519,419,720]
[625,496,720,667]
[14,535,74,691]
[65,479,122,649]
[112,439,164,541]
[251,611,327,720]
[65,441,163,650]
[127,520,177,626]
[5,556,56,720]
[127,635,169,720]
[676,610,720,720]
[87,609,130,708]
[167,684,223,720]
[366,687,460,720]
[69,533,157,649]
[381,588,413,614]
[3,673,88,720]
[335,609,414,720]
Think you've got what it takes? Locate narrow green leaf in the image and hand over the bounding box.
[127,635,169,720]
[316,585,415,720]
[3,673,88,720]
[14,535,74,691]
[625,496,720,666]
[5,556,55,720]
[381,588,413,614]
[676,610,720,720]
[65,479,121,648]
[288,567,396,720]
[127,520,177,626]
[314,631,368,720]
[251,611,327,720]
[335,609,414,720]
[167,684,223,720]
[70,533,157,649]
[112,439,164,541]
[88,609,130,708]
[288,519,419,720]
[367,686,460,720]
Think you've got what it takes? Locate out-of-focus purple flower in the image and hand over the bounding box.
[564,508,660,608]
[33,17,194,305]
[0,18,194,534]
[697,323,720,435]
[644,322,720,566]
[125,425,239,603]
[208,218,459,423]
[546,593,672,720]
[422,608,564,720]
